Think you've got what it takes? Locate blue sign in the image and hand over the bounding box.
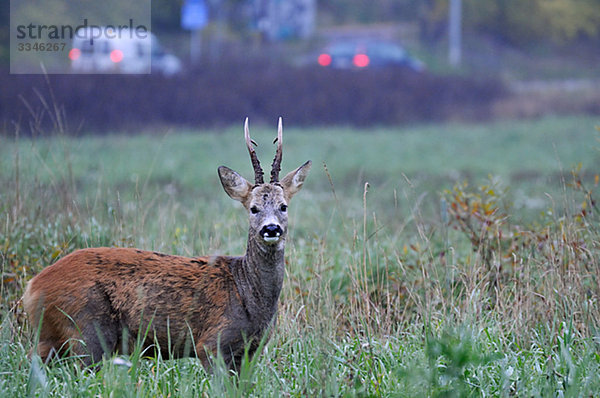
[181,0,208,31]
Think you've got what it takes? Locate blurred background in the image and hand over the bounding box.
[1,0,599,132]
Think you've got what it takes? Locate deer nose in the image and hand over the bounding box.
[260,224,283,242]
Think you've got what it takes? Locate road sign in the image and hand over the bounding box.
[181,0,208,31]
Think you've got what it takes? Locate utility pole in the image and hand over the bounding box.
[190,29,202,65]
[448,0,462,67]
[181,0,208,66]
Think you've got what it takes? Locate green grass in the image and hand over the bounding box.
[2,115,600,396]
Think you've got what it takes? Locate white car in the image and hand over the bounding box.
[69,27,181,76]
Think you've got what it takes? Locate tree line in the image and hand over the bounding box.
[2,0,600,66]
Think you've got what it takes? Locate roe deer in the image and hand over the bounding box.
[23,118,311,369]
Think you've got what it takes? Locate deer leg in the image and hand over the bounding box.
[73,291,119,366]
[34,340,59,364]
[206,329,258,371]
[78,319,119,366]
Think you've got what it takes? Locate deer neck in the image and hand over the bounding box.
[233,234,285,323]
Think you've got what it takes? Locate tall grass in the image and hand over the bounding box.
[1,116,600,395]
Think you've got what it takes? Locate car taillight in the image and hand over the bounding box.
[353,54,369,68]
[110,49,124,63]
[318,53,332,67]
[69,48,81,61]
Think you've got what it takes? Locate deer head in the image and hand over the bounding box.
[218,118,311,249]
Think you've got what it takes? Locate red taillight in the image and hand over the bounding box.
[353,54,369,68]
[110,49,123,63]
[69,48,81,61]
[318,53,332,67]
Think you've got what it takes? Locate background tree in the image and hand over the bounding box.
[152,0,183,32]
[463,0,600,45]
[1,3,8,64]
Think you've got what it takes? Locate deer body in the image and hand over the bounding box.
[23,119,311,368]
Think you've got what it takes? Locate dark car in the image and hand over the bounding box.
[317,40,424,72]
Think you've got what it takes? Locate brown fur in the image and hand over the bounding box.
[23,249,246,366]
[22,120,311,369]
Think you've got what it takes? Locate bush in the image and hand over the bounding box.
[0,63,506,134]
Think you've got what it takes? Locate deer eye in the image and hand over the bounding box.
[250,206,260,214]
[280,204,288,212]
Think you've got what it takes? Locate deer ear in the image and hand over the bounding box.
[280,160,311,201]
[218,166,253,204]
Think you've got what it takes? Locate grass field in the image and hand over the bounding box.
[2,115,600,396]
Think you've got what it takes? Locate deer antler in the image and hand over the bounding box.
[245,118,264,185]
[270,117,283,183]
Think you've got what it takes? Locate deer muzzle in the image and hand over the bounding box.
[260,224,283,243]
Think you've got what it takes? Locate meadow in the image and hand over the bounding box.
[1,115,600,396]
